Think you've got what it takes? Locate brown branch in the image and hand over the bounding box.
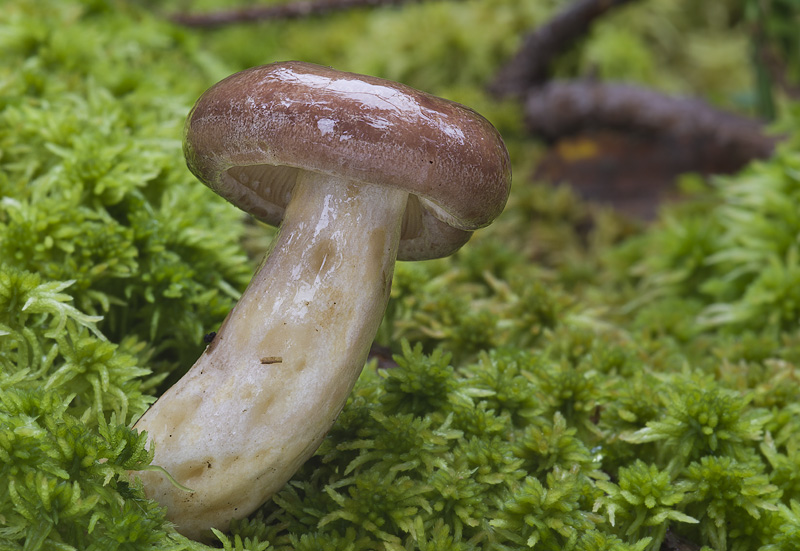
[661,529,702,551]
[525,81,779,161]
[171,0,424,28]
[368,342,397,370]
[489,0,638,99]
[758,45,800,100]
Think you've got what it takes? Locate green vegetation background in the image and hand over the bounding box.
[2,0,800,549]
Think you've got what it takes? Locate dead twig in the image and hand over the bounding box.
[368,342,397,370]
[525,81,779,161]
[661,528,702,551]
[758,45,800,101]
[171,0,425,28]
[489,0,638,99]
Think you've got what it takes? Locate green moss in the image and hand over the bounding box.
[0,387,175,550]
[0,0,252,377]
[595,460,697,549]
[3,0,800,550]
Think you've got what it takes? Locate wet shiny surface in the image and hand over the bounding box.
[183,61,511,259]
[133,174,408,540]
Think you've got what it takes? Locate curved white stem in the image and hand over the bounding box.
[133,173,408,540]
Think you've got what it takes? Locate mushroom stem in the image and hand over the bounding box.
[133,172,408,539]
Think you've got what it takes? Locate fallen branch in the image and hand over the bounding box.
[525,81,779,161]
[758,45,800,101]
[171,0,424,27]
[662,528,703,551]
[489,0,637,99]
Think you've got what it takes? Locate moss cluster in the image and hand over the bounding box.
[2,0,800,550]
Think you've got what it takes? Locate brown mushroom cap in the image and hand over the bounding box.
[184,61,512,261]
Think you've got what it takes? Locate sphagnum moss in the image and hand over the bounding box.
[3,0,800,550]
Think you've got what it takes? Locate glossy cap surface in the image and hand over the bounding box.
[184,61,512,260]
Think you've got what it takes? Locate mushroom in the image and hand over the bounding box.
[132,61,511,540]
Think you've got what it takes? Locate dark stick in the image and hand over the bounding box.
[525,81,778,160]
[171,0,425,28]
[662,528,703,551]
[758,45,800,101]
[489,0,637,99]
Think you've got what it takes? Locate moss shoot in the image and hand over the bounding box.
[2,1,800,550]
